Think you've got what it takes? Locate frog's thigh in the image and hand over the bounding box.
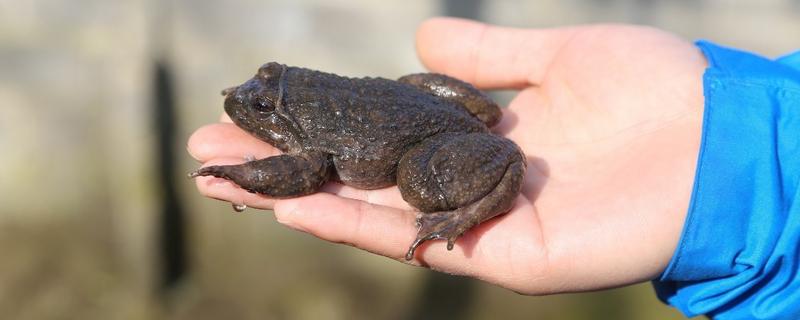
[398,132,523,211]
[190,152,330,197]
[397,73,502,127]
[397,133,526,260]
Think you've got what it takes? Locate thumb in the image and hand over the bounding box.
[415,17,576,89]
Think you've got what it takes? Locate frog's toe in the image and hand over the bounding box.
[405,210,466,261]
[188,165,229,179]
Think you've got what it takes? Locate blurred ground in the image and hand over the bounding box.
[1,0,798,319]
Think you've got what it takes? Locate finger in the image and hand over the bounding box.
[319,183,414,210]
[266,176,557,293]
[193,159,413,213]
[415,17,576,89]
[187,123,281,162]
[192,157,413,211]
[274,193,418,260]
[274,193,551,291]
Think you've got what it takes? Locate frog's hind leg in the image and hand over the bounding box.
[189,151,330,197]
[398,73,502,127]
[405,162,525,260]
[397,133,526,260]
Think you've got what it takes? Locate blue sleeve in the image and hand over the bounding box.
[652,41,800,319]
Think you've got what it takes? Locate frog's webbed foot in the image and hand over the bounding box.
[399,133,526,260]
[397,73,501,127]
[406,209,467,260]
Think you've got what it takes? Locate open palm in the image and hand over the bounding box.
[188,17,707,295]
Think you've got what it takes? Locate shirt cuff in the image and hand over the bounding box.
[652,41,800,319]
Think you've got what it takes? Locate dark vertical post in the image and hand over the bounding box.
[443,0,483,20]
[632,0,656,24]
[150,0,186,292]
[153,60,187,290]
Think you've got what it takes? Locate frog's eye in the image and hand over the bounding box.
[253,96,275,112]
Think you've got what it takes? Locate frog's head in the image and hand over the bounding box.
[221,62,298,151]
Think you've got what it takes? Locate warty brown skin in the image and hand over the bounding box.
[190,62,527,260]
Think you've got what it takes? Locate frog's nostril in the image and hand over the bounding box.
[221,86,238,96]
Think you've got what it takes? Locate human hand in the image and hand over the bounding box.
[188,17,706,294]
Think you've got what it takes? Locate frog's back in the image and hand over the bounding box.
[280,66,488,158]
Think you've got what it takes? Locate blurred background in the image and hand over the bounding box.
[1,0,798,319]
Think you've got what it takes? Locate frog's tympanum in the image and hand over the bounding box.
[190,62,526,260]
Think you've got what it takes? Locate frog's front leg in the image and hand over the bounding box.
[189,151,331,197]
[397,133,526,260]
[398,73,502,127]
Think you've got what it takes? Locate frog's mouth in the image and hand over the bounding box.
[220,85,241,122]
[221,83,254,129]
[219,78,298,152]
[221,78,280,137]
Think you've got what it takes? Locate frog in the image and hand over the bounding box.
[189,62,527,260]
